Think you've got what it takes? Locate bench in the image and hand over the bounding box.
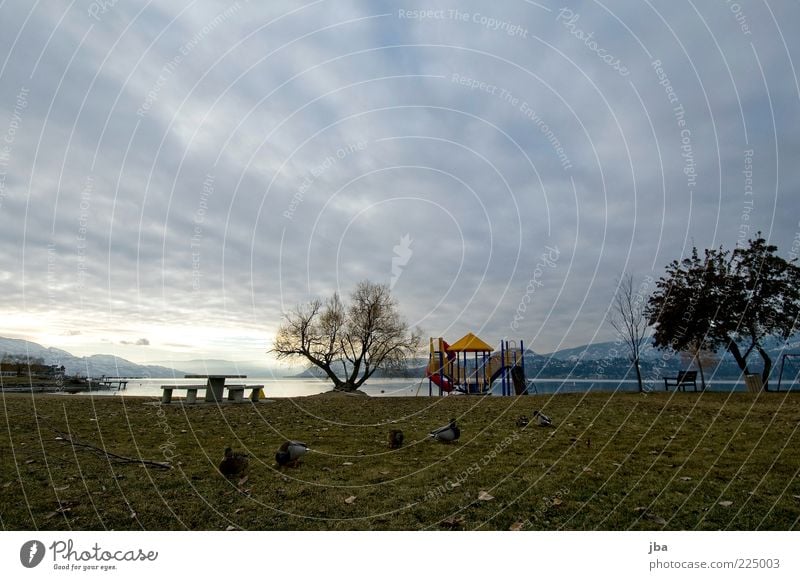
[663,371,698,392]
[160,384,265,404]
[224,384,265,402]
[160,384,206,404]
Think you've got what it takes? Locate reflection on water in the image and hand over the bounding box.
[70,377,790,398]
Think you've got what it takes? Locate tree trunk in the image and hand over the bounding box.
[634,357,643,392]
[756,344,772,392]
[333,381,359,392]
[697,360,706,391]
[727,340,750,376]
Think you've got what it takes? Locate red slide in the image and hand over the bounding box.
[428,373,454,393]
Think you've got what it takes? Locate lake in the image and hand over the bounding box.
[67,376,798,398]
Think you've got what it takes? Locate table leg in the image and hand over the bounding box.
[205,378,225,402]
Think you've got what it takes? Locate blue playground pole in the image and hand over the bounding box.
[504,340,509,396]
[438,343,444,397]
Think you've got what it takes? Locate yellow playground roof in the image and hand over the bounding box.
[447,332,494,352]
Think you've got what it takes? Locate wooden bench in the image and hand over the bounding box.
[160,384,265,404]
[663,371,698,392]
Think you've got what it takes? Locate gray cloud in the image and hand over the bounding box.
[1,1,798,361]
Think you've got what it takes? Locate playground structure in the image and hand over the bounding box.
[425,332,529,396]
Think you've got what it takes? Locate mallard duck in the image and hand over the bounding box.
[388,429,404,449]
[515,415,530,427]
[275,440,309,467]
[533,410,553,427]
[430,419,460,443]
[219,447,249,478]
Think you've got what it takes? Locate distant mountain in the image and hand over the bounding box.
[151,358,281,377]
[539,341,644,362]
[542,335,800,363]
[0,336,185,378]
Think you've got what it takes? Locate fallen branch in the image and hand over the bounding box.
[37,415,171,470]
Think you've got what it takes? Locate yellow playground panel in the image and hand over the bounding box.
[425,332,528,396]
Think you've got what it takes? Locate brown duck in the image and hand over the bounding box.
[219,447,249,478]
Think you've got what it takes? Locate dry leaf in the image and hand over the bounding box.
[345,496,357,504]
[342,462,354,466]
[719,501,733,507]
[509,521,525,531]
[25,459,35,464]
[680,477,692,481]
[53,485,70,491]
[379,470,390,475]
[478,491,494,501]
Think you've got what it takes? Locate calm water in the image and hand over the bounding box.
[69,376,798,398]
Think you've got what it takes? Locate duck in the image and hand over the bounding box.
[515,415,530,427]
[430,419,460,443]
[533,410,553,427]
[218,447,249,478]
[388,429,404,449]
[275,440,309,467]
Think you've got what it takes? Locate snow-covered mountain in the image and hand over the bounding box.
[0,337,185,378]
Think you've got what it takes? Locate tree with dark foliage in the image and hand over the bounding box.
[646,235,800,390]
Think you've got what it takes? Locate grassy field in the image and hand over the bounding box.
[1,390,799,531]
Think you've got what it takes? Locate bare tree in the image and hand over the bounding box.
[271,280,421,392]
[609,273,650,392]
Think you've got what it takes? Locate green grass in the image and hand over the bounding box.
[1,390,799,530]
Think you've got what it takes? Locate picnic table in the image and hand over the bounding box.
[160,375,264,404]
[186,374,246,402]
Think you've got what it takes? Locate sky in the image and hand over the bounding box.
[0,1,798,368]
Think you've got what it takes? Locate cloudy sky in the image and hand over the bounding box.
[1,1,798,368]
